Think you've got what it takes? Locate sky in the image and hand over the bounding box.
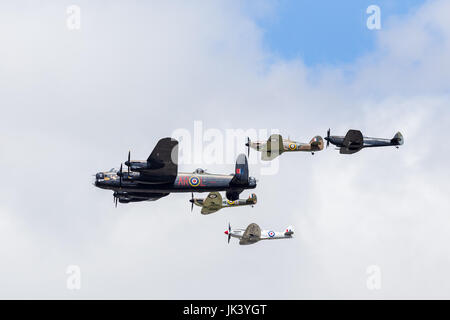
[255,0,426,65]
[0,0,449,299]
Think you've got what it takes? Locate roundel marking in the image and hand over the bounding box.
[208,193,217,199]
[189,176,201,187]
[227,200,236,205]
[268,231,275,238]
[289,143,297,150]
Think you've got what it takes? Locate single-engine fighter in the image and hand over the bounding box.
[224,223,294,245]
[245,134,324,161]
[94,137,256,206]
[190,192,257,214]
[324,129,404,154]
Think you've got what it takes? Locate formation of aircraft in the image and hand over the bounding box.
[245,134,324,160]
[94,129,403,246]
[190,192,257,215]
[224,223,294,245]
[94,137,256,205]
[324,129,404,154]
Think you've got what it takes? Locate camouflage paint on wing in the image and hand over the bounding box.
[201,192,223,215]
[239,223,261,245]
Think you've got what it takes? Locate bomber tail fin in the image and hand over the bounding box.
[391,132,404,146]
[231,153,249,185]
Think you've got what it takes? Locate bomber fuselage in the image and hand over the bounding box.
[94,170,256,194]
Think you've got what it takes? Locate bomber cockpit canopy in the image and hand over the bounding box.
[194,168,205,174]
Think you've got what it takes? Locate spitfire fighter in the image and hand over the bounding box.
[224,223,294,245]
[324,129,404,154]
[245,134,324,161]
[94,137,256,205]
[190,192,257,214]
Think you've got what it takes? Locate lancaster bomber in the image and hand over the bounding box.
[190,192,257,214]
[324,129,404,154]
[225,223,294,245]
[94,137,256,205]
[245,133,324,161]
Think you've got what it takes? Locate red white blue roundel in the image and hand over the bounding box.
[268,231,275,238]
[189,176,201,187]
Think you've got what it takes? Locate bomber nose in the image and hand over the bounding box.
[96,173,104,180]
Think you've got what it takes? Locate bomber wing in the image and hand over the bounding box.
[239,223,261,245]
[201,192,223,215]
[340,130,363,154]
[140,137,178,182]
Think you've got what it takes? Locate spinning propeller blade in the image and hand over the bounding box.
[326,128,330,148]
[246,137,250,157]
[190,193,194,212]
[228,223,231,244]
[127,151,130,174]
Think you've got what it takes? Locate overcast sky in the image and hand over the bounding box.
[0,0,449,299]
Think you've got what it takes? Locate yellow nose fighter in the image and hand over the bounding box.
[245,134,324,161]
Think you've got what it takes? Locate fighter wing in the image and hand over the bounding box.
[116,192,169,203]
[141,137,178,180]
[261,134,283,161]
[239,223,261,244]
[340,130,363,154]
[200,192,223,215]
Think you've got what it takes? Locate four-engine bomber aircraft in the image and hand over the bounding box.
[190,192,257,214]
[225,223,294,245]
[324,129,404,154]
[245,134,324,161]
[94,137,256,205]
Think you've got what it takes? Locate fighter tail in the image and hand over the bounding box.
[391,132,404,146]
[284,226,294,236]
[231,154,249,185]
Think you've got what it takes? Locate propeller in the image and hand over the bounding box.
[113,192,118,208]
[245,137,250,157]
[119,163,123,188]
[326,128,330,148]
[227,223,231,244]
[127,150,130,174]
[190,192,194,212]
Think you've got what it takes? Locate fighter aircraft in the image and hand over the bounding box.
[245,134,324,161]
[190,192,257,214]
[324,129,404,154]
[224,223,294,245]
[94,137,257,206]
